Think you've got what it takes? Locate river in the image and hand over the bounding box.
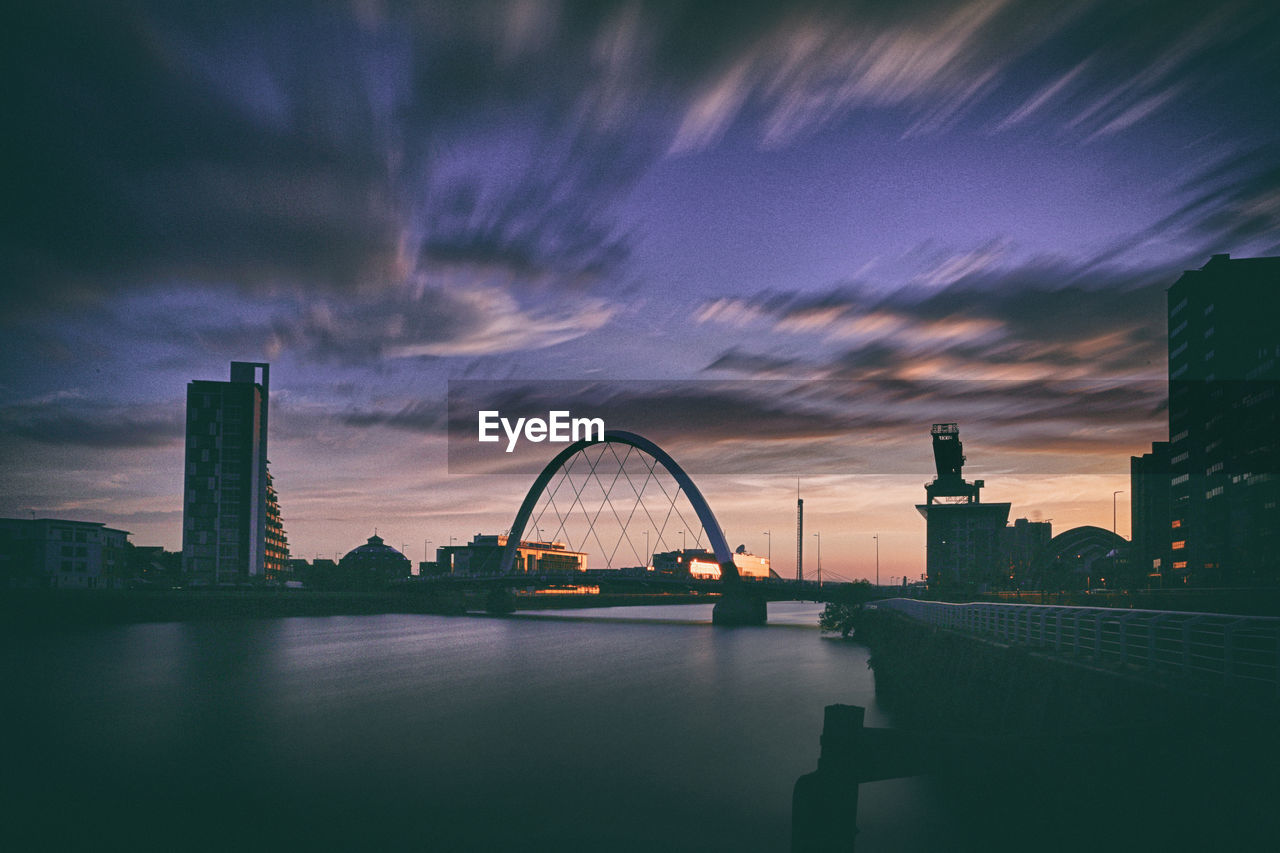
[4,602,953,851]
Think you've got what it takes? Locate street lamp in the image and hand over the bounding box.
[1112,490,1124,535]
[763,530,771,568]
[679,530,686,551]
[873,533,880,587]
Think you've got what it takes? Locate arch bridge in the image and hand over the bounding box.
[497,430,761,623]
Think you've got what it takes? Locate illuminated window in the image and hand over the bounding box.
[1172,540,1186,550]
[1173,561,1187,570]
[1171,519,1182,529]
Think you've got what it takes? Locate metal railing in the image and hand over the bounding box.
[874,598,1280,697]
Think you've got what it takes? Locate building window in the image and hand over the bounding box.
[1172,540,1186,550]
[1171,519,1182,529]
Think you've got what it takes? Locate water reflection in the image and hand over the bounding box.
[4,604,946,851]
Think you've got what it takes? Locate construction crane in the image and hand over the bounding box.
[924,423,983,504]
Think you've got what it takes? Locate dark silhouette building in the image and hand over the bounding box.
[916,423,1010,589]
[999,517,1052,588]
[1167,255,1280,585]
[126,544,182,586]
[181,362,283,585]
[337,534,411,588]
[1130,441,1172,585]
[1043,525,1127,590]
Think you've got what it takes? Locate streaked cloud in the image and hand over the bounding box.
[697,256,1177,381]
[995,58,1091,131]
[0,398,183,449]
[3,1,1276,560]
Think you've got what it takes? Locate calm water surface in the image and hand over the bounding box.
[5,602,950,851]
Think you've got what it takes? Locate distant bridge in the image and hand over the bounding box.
[421,570,872,601]
[498,429,738,577]
[506,428,746,622]
[456,429,872,623]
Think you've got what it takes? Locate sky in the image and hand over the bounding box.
[3,0,1279,581]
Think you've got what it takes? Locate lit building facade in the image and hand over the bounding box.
[264,469,288,581]
[440,534,588,575]
[651,548,772,580]
[1167,255,1280,585]
[181,362,282,585]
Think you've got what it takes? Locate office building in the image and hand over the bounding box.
[0,518,129,589]
[1167,255,1280,584]
[181,361,282,585]
[1130,441,1171,584]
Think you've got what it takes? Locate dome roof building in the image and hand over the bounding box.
[337,533,411,589]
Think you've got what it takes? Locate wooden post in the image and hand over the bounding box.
[792,704,864,852]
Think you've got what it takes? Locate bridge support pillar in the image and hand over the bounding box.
[712,588,767,626]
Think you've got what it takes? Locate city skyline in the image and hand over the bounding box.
[3,2,1280,580]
